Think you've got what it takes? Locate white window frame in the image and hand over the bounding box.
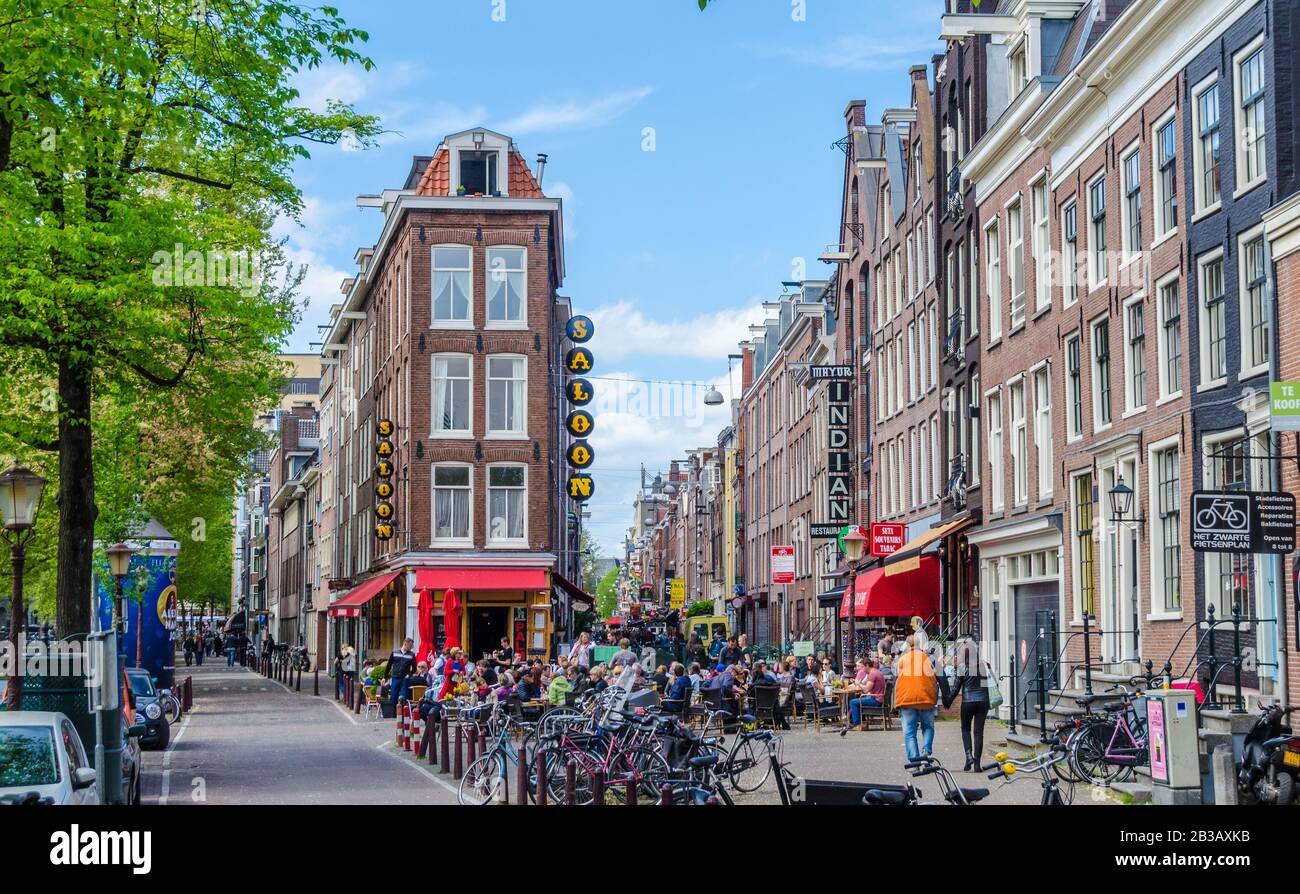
[1119,141,1142,263]
[1146,435,1183,621]
[1091,315,1112,432]
[1233,34,1268,198]
[1032,364,1052,501]
[1197,247,1228,391]
[1087,172,1107,290]
[1032,176,1051,313]
[485,245,528,328]
[431,244,473,329]
[1237,224,1271,380]
[1061,197,1079,308]
[486,353,528,438]
[431,462,474,546]
[1066,332,1084,442]
[486,462,528,547]
[1007,196,1025,330]
[1151,107,1178,245]
[1122,294,1147,416]
[1155,269,1183,404]
[987,386,1004,512]
[988,218,1006,345]
[430,352,474,438]
[1191,71,1222,220]
[1009,376,1027,507]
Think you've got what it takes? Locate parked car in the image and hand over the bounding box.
[125,668,170,750]
[0,711,99,805]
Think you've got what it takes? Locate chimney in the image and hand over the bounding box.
[535,153,548,188]
[741,347,754,393]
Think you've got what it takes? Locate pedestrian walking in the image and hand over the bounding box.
[894,635,938,762]
[940,636,995,771]
[567,631,593,669]
[224,630,238,667]
[182,632,195,667]
[337,644,357,698]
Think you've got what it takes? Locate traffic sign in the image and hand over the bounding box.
[771,545,795,584]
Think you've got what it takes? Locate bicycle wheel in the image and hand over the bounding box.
[164,694,182,725]
[725,736,772,793]
[613,745,672,802]
[1069,721,1125,785]
[459,753,506,805]
[543,746,597,805]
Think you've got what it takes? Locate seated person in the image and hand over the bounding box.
[848,657,887,727]
[547,665,577,706]
[662,662,691,713]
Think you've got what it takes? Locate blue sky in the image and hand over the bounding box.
[280,0,946,554]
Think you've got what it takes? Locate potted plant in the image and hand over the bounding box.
[456,185,466,196]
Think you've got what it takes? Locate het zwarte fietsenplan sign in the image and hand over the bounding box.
[1189,490,1295,555]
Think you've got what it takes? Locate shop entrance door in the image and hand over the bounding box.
[469,606,510,661]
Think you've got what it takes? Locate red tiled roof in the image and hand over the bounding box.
[413,146,544,198]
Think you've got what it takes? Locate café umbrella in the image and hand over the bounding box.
[416,589,436,664]
[443,587,462,650]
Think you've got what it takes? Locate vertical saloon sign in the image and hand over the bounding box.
[565,316,595,503]
[375,418,396,541]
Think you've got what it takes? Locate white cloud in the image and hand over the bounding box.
[766,34,940,72]
[496,87,653,135]
[586,300,768,363]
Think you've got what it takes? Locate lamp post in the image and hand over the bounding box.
[0,465,47,711]
[842,527,867,669]
[101,540,134,806]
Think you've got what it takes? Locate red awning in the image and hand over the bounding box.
[413,567,548,592]
[838,556,940,619]
[328,571,402,618]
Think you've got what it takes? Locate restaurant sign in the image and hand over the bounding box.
[375,419,396,541]
[826,379,852,524]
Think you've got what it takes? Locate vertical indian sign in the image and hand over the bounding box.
[564,315,596,504]
[816,366,854,527]
[375,418,396,542]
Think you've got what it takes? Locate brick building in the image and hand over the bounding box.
[318,127,583,662]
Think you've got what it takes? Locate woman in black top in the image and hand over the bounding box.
[940,637,990,771]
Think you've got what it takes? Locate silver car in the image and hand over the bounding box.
[0,711,99,805]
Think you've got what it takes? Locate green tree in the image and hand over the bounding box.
[595,567,619,620]
[0,1,378,637]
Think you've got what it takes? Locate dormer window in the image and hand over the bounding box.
[458,150,498,195]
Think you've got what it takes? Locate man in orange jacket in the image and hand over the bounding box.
[893,635,938,761]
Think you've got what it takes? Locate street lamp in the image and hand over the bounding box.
[842,527,867,668]
[1108,476,1143,524]
[0,465,46,711]
[702,385,725,406]
[99,540,134,806]
[106,542,134,631]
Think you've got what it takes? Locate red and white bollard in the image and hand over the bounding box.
[396,699,408,749]
[410,702,423,755]
[403,700,414,752]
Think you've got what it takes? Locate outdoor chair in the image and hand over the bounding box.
[362,685,383,721]
[797,684,819,729]
[858,681,894,731]
[751,684,780,729]
[807,685,842,731]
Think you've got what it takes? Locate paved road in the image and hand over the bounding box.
[140,662,456,805]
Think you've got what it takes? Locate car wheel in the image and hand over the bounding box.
[153,719,171,751]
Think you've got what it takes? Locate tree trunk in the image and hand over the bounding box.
[55,356,97,639]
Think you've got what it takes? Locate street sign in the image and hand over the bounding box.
[1271,382,1300,432]
[1190,490,1295,555]
[870,523,906,557]
[810,523,842,539]
[770,545,795,584]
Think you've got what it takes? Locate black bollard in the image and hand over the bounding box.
[517,739,530,805]
[591,768,605,806]
[453,723,464,780]
[314,670,319,697]
[295,666,302,692]
[625,775,637,805]
[658,784,673,805]
[467,724,478,765]
[564,761,577,806]
[439,715,451,773]
[535,747,548,806]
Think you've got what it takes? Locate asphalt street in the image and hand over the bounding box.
[139,661,456,805]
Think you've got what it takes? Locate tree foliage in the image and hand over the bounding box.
[0,0,378,636]
[595,567,620,620]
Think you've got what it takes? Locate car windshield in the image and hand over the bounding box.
[126,672,155,698]
[0,726,59,786]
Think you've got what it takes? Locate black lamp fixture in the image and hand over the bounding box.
[418,224,426,243]
[1108,475,1144,524]
[475,224,483,242]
